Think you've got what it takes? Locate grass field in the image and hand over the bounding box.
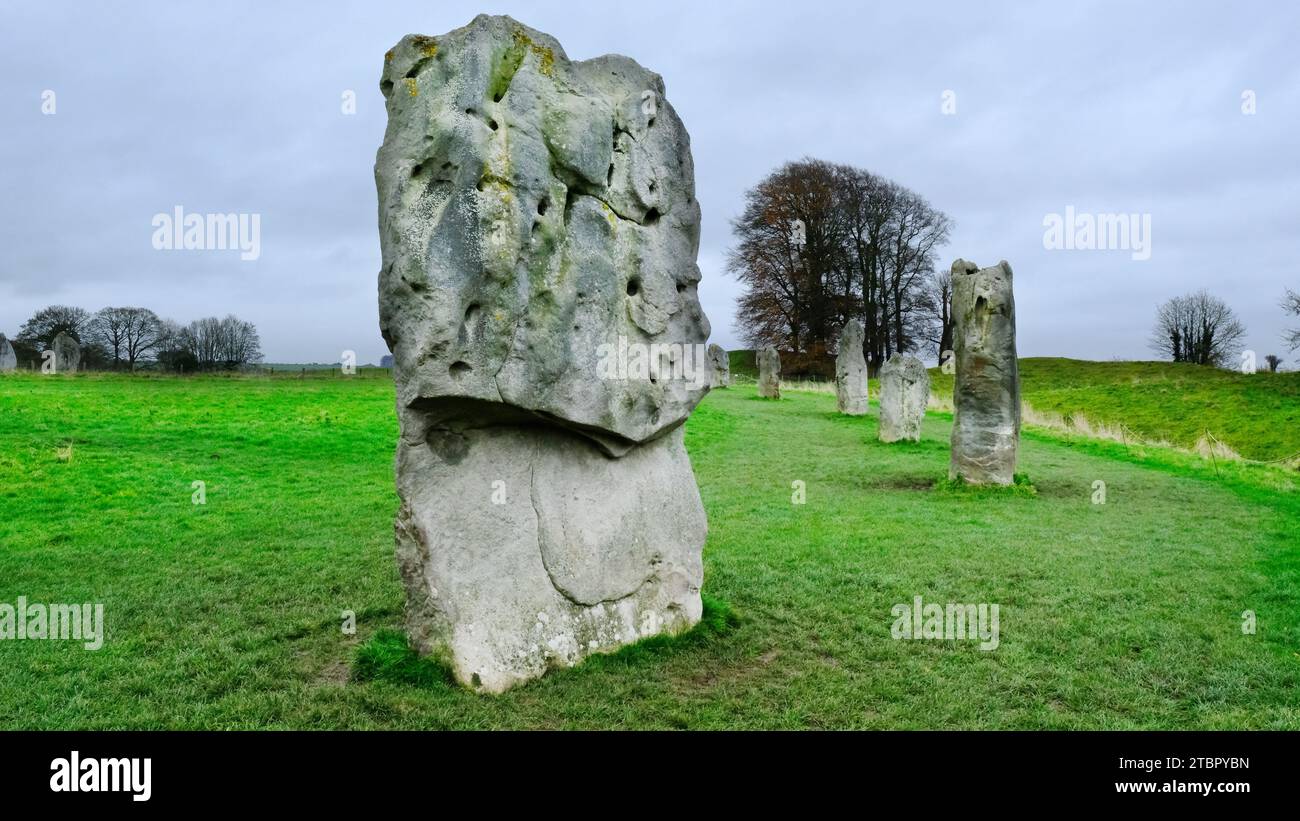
[734,352,1300,462]
[2,370,1298,729]
[934,358,1300,463]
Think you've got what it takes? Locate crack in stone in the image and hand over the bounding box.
[528,456,650,608]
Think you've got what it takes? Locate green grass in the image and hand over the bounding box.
[736,351,1300,460]
[929,357,1300,461]
[1,370,1298,728]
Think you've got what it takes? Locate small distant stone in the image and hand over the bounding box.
[878,353,929,442]
[707,344,729,388]
[0,335,16,373]
[835,320,868,415]
[757,346,781,398]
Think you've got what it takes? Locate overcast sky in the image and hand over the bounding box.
[2,1,1296,365]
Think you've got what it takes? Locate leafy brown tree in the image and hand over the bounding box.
[728,159,952,372]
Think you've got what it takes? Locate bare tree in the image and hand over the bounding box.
[1149,290,1247,367]
[1264,354,1282,373]
[1283,288,1300,351]
[90,307,164,370]
[177,315,263,370]
[919,268,954,359]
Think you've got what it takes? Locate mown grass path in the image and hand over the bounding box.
[1,373,1296,728]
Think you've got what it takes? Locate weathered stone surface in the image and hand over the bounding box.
[878,353,929,442]
[377,15,710,692]
[707,343,729,388]
[377,14,708,455]
[0,335,16,372]
[835,320,868,415]
[52,332,80,374]
[757,345,781,398]
[949,259,1019,484]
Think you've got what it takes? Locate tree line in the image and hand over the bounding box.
[6,305,263,372]
[729,159,1299,374]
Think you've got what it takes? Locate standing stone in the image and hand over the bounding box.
[377,15,711,693]
[834,320,868,415]
[0,335,16,373]
[757,345,781,398]
[949,259,1019,484]
[878,353,930,442]
[707,344,729,388]
[52,332,81,374]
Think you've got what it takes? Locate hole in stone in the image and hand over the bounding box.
[465,107,475,115]
[647,116,656,128]
[607,164,615,186]
[676,281,686,293]
[626,278,641,297]
[411,161,425,177]
[450,361,472,377]
[489,119,499,131]
[441,161,453,171]
[471,672,482,687]
[643,208,661,225]
[648,181,656,192]
[537,197,549,215]
[464,303,480,322]
[493,91,503,103]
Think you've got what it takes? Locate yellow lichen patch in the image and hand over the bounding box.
[404,78,418,97]
[385,49,394,63]
[412,35,438,57]
[512,28,556,77]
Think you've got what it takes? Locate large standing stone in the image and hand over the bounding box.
[949,259,1019,484]
[757,345,781,398]
[52,332,80,374]
[377,15,711,693]
[707,343,729,388]
[878,353,929,442]
[835,320,868,415]
[0,335,16,373]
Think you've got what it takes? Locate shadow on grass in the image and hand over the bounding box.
[351,595,740,691]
